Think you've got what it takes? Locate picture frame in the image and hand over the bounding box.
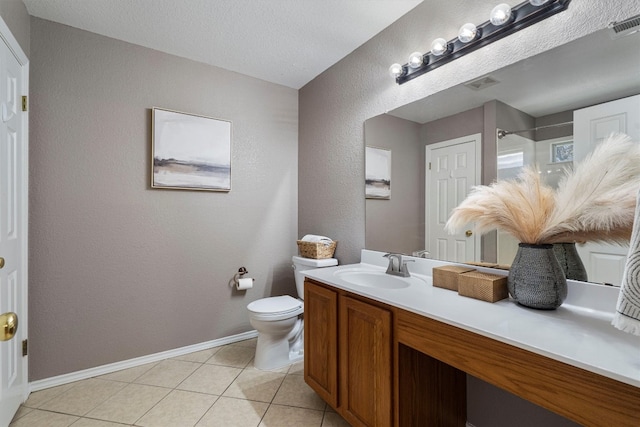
[152,107,232,191]
[550,140,573,163]
[365,146,391,199]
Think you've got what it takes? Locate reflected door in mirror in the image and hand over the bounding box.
[573,94,640,285]
[426,134,481,263]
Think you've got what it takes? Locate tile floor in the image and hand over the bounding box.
[10,338,351,427]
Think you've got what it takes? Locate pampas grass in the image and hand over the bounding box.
[446,133,640,244]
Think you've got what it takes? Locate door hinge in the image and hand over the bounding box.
[22,339,27,356]
[22,96,27,112]
[429,162,432,170]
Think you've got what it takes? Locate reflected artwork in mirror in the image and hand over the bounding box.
[364,26,640,287]
[365,146,392,200]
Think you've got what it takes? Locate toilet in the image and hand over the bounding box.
[247,255,338,370]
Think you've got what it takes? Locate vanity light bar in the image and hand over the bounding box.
[392,0,572,85]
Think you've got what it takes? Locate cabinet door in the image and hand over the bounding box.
[304,280,338,407]
[340,296,392,427]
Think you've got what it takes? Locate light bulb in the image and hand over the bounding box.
[490,3,512,26]
[389,63,405,79]
[529,0,551,5]
[430,38,448,56]
[458,23,478,43]
[408,52,424,69]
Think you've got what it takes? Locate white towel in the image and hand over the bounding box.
[301,234,333,246]
[612,189,640,336]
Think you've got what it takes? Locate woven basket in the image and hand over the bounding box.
[458,271,508,303]
[297,240,337,259]
[432,265,476,291]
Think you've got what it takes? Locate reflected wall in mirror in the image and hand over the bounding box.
[364,27,640,286]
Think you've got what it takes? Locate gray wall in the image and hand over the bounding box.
[422,107,484,146]
[299,1,639,426]
[29,18,298,381]
[0,0,29,57]
[536,110,574,141]
[364,114,422,254]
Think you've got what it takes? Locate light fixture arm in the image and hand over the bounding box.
[394,0,571,85]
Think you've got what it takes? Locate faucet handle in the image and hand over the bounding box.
[400,259,413,276]
[383,252,403,258]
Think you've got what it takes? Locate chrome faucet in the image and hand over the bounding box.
[412,249,431,258]
[383,253,413,277]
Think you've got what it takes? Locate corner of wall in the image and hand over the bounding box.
[0,0,30,58]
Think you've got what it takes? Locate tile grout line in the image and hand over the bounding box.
[257,361,291,426]
[195,355,244,427]
[132,356,215,427]
[123,346,247,427]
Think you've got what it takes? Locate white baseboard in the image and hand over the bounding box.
[29,330,258,393]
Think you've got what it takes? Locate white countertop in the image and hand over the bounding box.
[303,250,640,388]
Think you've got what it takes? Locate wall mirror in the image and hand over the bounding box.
[365,27,640,287]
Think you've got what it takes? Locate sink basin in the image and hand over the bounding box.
[334,269,423,289]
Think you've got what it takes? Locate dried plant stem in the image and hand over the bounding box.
[446,133,640,245]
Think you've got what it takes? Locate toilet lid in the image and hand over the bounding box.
[247,295,302,315]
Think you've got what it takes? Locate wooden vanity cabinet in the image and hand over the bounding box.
[304,279,393,427]
[304,275,639,427]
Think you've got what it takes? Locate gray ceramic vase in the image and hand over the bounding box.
[508,243,568,310]
[553,242,588,282]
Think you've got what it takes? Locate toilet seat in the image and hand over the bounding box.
[247,296,303,321]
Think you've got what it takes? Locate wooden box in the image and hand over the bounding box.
[432,265,476,291]
[458,271,508,302]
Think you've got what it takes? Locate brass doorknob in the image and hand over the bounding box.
[465,230,473,237]
[0,257,4,269]
[1,312,18,341]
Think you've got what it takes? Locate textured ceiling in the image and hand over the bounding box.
[22,0,423,89]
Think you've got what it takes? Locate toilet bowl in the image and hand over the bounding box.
[247,255,338,370]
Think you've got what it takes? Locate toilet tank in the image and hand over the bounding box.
[292,255,338,299]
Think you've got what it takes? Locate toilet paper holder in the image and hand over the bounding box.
[233,267,254,286]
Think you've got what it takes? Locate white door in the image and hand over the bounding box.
[0,20,28,427]
[573,94,640,285]
[426,134,481,262]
